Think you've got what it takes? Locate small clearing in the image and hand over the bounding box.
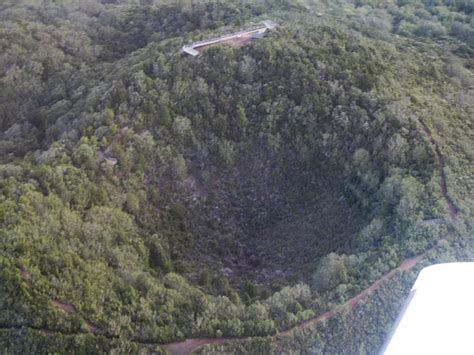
[50,300,76,315]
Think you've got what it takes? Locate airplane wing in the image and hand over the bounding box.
[382,263,474,355]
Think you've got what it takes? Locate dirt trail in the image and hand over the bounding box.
[17,118,455,353]
[419,120,458,220]
[14,241,426,353]
[164,255,423,355]
[163,120,457,354]
[49,299,97,332]
[50,300,76,315]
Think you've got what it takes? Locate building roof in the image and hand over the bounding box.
[181,20,276,56]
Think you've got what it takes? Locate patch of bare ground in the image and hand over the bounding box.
[48,300,98,332]
[50,299,76,315]
[419,119,458,220]
[39,330,55,337]
[9,256,423,353]
[20,268,33,289]
[166,126,459,354]
[20,270,98,333]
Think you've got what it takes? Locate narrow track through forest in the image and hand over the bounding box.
[419,119,458,219]
[163,119,459,355]
[164,255,423,355]
[10,120,456,355]
[2,0,471,353]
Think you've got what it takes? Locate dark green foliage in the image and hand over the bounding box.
[148,238,173,273]
[0,0,472,353]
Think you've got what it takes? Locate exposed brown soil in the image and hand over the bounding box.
[49,299,98,332]
[20,269,33,289]
[39,330,56,337]
[280,255,422,337]
[278,310,335,337]
[419,119,458,220]
[164,255,423,355]
[50,300,76,315]
[162,119,457,354]
[19,119,457,352]
[18,268,98,334]
[164,118,460,354]
[13,256,424,353]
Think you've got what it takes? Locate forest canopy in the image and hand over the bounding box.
[0,0,472,353]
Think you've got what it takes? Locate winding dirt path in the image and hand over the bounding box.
[164,118,459,355]
[164,255,423,355]
[12,118,454,354]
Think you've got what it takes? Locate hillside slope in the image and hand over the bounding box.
[0,0,472,353]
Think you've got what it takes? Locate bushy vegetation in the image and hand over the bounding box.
[0,0,472,353]
[196,241,474,354]
[195,271,417,355]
